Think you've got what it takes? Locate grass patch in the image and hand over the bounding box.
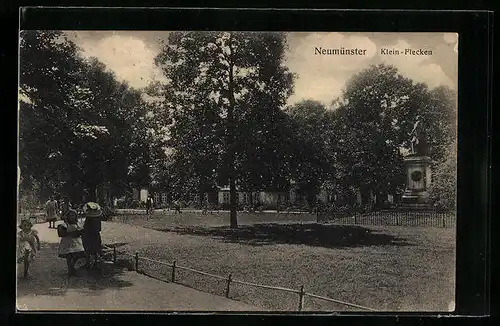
[113,211,317,228]
[110,213,455,312]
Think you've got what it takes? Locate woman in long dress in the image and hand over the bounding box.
[45,197,58,229]
[82,202,103,268]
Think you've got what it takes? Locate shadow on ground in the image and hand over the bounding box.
[17,241,134,298]
[154,223,412,248]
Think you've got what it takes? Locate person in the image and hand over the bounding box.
[57,211,85,276]
[82,202,103,269]
[17,219,40,278]
[45,196,58,229]
[202,194,210,215]
[146,196,153,215]
[60,197,78,223]
[173,200,182,214]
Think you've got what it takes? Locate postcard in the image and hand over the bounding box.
[17,31,458,312]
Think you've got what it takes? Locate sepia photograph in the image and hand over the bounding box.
[17,30,458,312]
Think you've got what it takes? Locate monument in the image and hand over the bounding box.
[401,116,433,209]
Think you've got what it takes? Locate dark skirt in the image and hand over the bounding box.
[82,232,102,254]
[46,216,57,222]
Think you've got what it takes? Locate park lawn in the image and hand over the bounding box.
[108,213,456,312]
[113,210,318,228]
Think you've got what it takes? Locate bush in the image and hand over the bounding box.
[101,206,116,221]
[430,143,457,210]
[115,199,128,209]
[129,200,142,209]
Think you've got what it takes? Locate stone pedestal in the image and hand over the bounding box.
[401,155,433,209]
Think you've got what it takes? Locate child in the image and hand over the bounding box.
[17,219,40,278]
[58,212,85,276]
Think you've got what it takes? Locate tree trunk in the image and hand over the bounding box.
[227,34,238,228]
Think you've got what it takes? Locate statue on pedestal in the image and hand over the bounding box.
[401,115,433,208]
[408,115,428,156]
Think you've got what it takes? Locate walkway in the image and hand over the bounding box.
[16,221,263,311]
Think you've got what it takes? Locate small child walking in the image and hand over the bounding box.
[17,219,40,278]
[58,213,85,276]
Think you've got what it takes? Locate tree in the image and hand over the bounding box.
[74,57,153,204]
[331,64,457,205]
[429,142,457,210]
[285,100,336,208]
[419,86,457,163]
[155,32,294,227]
[237,102,296,195]
[19,31,151,206]
[19,30,89,201]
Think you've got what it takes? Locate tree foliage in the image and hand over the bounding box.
[285,100,336,204]
[19,31,151,204]
[19,32,457,215]
[154,31,295,226]
[429,142,457,210]
[329,64,457,205]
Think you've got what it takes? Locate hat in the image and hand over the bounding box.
[83,202,103,218]
[19,219,33,229]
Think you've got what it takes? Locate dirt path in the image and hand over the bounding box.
[16,221,263,311]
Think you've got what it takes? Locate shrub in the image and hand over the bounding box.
[430,143,457,211]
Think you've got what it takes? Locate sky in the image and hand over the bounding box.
[65,31,458,107]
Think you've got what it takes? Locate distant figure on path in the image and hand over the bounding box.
[202,194,210,215]
[82,202,103,268]
[57,210,85,276]
[45,196,58,229]
[146,196,154,215]
[173,200,182,214]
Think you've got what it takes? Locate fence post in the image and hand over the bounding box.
[171,260,176,282]
[298,285,305,311]
[135,252,139,272]
[113,246,116,263]
[225,273,232,298]
[354,212,357,225]
[442,214,446,228]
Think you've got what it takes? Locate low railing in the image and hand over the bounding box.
[317,209,455,228]
[111,247,377,312]
[17,212,46,224]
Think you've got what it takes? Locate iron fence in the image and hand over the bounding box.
[317,209,455,228]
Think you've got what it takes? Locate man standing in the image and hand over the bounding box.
[146,196,154,215]
[173,199,182,214]
[45,196,58,229]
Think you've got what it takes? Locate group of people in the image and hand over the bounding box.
[17,195,106,278]
[57,198,104,276]
[145,196,182,214]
